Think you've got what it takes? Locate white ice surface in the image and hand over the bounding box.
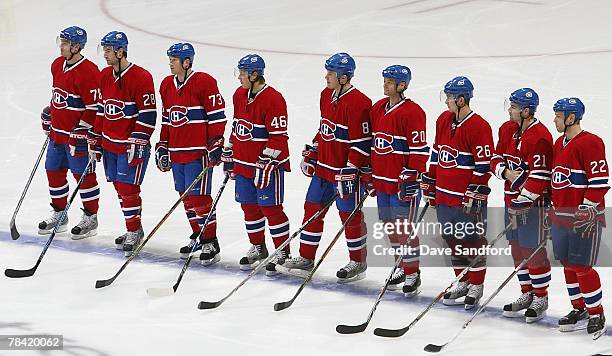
[1,0,612,355]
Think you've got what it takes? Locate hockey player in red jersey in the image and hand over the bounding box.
[421,76,494,309]
[156,43,227,266]
[278,52,372,283]
[491,88,553,322]
[221,54,292,276]
[39,26,101,240]
[370,65,428,295]
[550,97,609,339]
[87,31,157,257]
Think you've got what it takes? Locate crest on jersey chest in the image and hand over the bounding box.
[551,166,572,189]
[506,155,526,171]
[234,119,254,141]
[168,105,189,127]
[373,132,394,155]
[438,145,459,168]
[320,118,337,141]
[52,88,69,109]
[104,99,126,120]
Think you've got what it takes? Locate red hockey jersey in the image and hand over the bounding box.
[551,131,609,225]
[314,87,372,182]
[230,85,290,178]
[428,111,494,207]
[49,56,100,145]
[159,72,226,163]
[95,63,157,154]
[370,98,429,194]
[491,119,553,206]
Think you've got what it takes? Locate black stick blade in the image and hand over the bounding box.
[198,301,221,310]
[273,300,293,311]
[10,222,19,240]
[373,327,407,338]
[95,278,114,289]
[424,343,445,353]
[336,322,368,334]
[5,268,35,278]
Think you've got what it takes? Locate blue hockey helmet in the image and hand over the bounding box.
[382,65,411,85]
[58,26,87,49]
[100,31,128,53]
[508,88,539,114]
[553,97,585,121]
[443,76,474,99]
[237,54,265,76]
[325,52,356,79]
[167,42,195,64]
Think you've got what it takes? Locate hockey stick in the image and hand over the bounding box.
[95,166,211,289]
[374,223,513,338]
[197,194,338,310]
[274,190,372,312]
[5,155,94,278]
[9,136,50,240]
[336,202,430,334]
[424,235,548,353]
[147,173,231,297]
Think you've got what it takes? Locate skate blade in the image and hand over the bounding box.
[265,269,280,277]
[387,283,404,291]
[239,259,262,271]
[464,300,480,310]
[124,250,134,258]
[71,229,97,240]
[559,320,589,332]
[337,272,366,284]
[526,311,546,324]
[502,310,528,318]
[38,225,68,235]
[592,325,607,340]
[276,265,310,279]
[442,297,466,306]
[115,243,124,250]
[200,254,220,266]
[404,289,421,298]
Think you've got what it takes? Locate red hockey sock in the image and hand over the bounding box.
[241,203,265,245]
[47,169,68,210]
[193,195,216,241]
[115,182,142,232]
[572,265,604,316]
[181,194,201,233]
[509,240,532,293]
[261,205,290,250]
[340,210,367,262]
[527,247,551,298]
[563,263,586,310]
[73,172,100,214]
[299,201,329,260]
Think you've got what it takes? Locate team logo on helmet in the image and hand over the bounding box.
[551,166,572,189]
[373,132,394,155]
[457,79,465,86]
[319,119,337,141]
[234,119,254,141]
[116,33,123,39]
[182,44,189,50]
[250,57,257,63]
[168,105,189,127]
[52,88,69,109]
[569,98,576,104]
[104,99,126,120]
[526,91,533,98]
[340,57,348,64]
[438,145,459,169]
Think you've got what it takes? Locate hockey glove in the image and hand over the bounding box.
[155,141,171,172]
[462,184,490,216]
[68,126,89,158]
[508,194,533,229]
[574,204,600,239]
[87,130,102,162]
[221,146,234,178]
[127,133,149,167]
[335,166,358,199]
[206,135,224,167]
[398,168,419,202]
[300,144,318,177]
[41,106,51,136]
[359,167,375,196]
[419,173,436,207]
[255,155,279,189]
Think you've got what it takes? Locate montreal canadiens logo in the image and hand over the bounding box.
[234,119,254,141]
[168,105,189,127]
[52,88,69,109]
[552,166,572,189]
[104,99,126,120]
[373,132,394,154]
[438,145,458,168]
[506,155,526,171]
[319,119,336,141]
